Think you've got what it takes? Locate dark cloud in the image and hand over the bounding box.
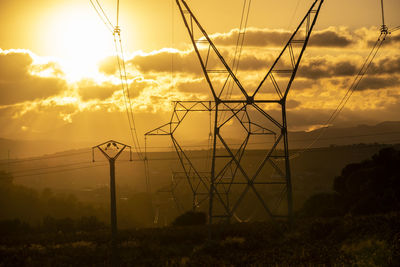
[367,33,400,47]
[298,58,358,79]
[0,52,32,80]
[236,54,272,71]
[77,79,120,101]
[357,76,399,91]
[0,51,66,105]
[176,78,209,94]
[213,28,291,47]
[286,99,301,109]
[291,79,317,90]
[129,50,202,75]
[128,48,274,76]
[78,78,152,101]
[210,27,353,48]
[128,78,154,98]
[370,55,400,75]
[309,29,353,47]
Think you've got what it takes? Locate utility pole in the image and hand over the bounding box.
[92,140,131,266]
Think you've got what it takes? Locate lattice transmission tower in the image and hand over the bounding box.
[146,0,324,223]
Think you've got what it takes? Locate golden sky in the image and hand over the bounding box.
[0,0,399,149]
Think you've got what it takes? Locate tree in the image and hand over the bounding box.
[302,147,400,217]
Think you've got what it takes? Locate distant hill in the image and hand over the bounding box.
[0,139,92,159]
[1,121,400,159]
[1,142,398,212]
[288,121,400,149]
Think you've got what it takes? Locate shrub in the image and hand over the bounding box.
[172,211,207,226]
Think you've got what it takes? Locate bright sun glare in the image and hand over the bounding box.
[47,7,116,82]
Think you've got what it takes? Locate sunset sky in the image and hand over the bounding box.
[0,0,399,151]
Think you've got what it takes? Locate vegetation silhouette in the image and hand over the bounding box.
[301,147,400,217]
[1,147,400,265]
[172,211,207,226]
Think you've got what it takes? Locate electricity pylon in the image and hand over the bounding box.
[147,0,324,224]
[92,140,131,265]
[177,0,324,224]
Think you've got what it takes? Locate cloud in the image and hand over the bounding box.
[370,55,400,75]
[236,54,273,71]
[98,56,118,75]
[357,76,399,91]
[309,27,353,47]
[0,50,67,105]
[209,27,353,48]
[128,49,202,75]
[211,28,291,47]
[77,79,120,101]
[298,57,359,79]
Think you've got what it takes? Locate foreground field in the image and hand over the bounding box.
[1,213,399,266]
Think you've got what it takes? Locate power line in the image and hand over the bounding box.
[95,0,114,28]
[145,130,400,149]
[2,129,400,167]
[12,163,109,178]
[88,0,149,190]
[9,135,400,179]
[390,25,400,33]
[88,0,143,158]
[296,30,387,155]
[0,150,92,165]
[10,161,99,175]
[10,159,139,178]
[89,0,114,33]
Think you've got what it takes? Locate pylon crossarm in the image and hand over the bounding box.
[248,122,276,135]
[176,0,248,100]
[145,123,172,136]
[221,101,247,112]
[174,101,213,112]
[95,139,128,148]
[92,140,131,160]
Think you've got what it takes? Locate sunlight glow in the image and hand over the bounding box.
[46,7,115,82]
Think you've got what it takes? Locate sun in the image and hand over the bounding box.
[45,5,116,81]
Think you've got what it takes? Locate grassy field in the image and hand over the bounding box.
[1,212,399,266]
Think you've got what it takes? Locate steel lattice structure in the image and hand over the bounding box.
[146,0,324,223]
